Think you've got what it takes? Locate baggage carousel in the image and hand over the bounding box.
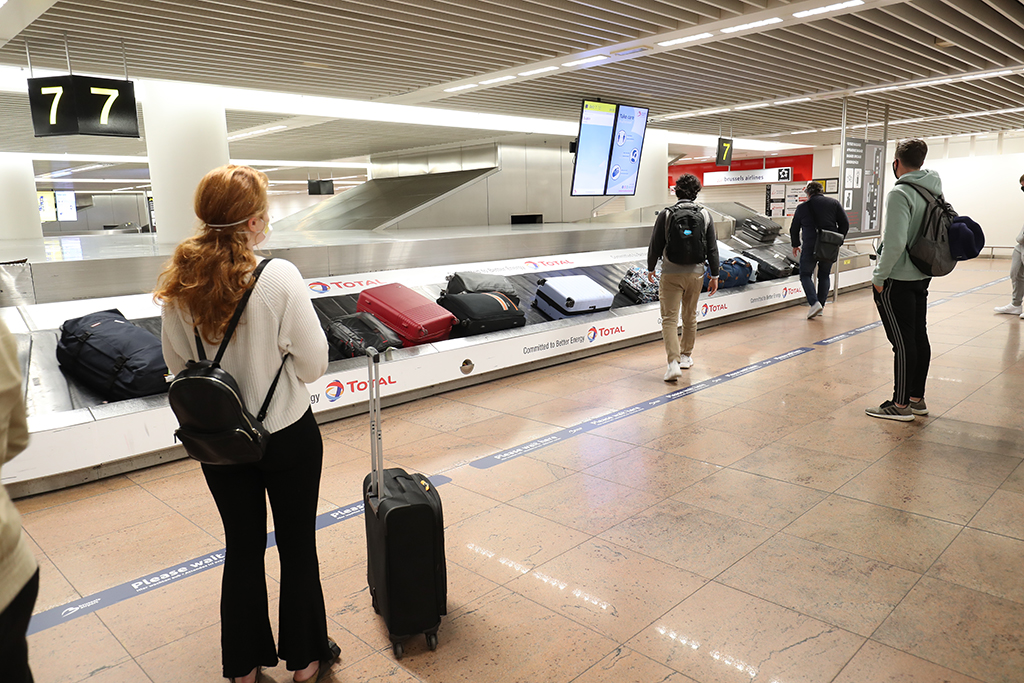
[3,243,873,497]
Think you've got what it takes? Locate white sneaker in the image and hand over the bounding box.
[679,355,693,369]
[994,303,1022,315]
[664,361,682,382]
[807,302,823,319]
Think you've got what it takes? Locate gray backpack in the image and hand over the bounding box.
[897,180,957,277]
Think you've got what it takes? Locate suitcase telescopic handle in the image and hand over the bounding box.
[366,347,386,506]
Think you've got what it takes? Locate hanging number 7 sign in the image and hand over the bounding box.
[28,75,140,138]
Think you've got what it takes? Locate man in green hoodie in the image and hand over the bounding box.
[866,138,938,421]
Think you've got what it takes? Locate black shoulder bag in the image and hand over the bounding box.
[810,198,845,262]
[168,259,288,466]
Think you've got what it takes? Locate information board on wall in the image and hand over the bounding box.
[843,140,884,237]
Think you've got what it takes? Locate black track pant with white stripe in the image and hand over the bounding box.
[873,278,931,406]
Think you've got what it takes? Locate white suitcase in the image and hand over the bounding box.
[534,275,614,320]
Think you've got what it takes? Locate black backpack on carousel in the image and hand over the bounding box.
[168,259,287,466]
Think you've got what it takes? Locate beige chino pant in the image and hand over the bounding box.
[659,271,704,363]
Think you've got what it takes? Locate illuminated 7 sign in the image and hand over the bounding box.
[27,75,140,138]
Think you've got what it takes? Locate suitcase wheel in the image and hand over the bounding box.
[393,642,404,659]
[426,633,438,651]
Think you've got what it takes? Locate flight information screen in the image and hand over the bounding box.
[605,105,649,196]
[570,100,617,196]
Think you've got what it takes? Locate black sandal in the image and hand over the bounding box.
[295,638,341,683]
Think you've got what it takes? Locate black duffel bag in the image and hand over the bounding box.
[56,309,169,401]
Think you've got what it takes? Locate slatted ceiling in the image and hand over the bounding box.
[0,0,1023,162]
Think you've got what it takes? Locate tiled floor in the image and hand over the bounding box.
[15,261,1024,683]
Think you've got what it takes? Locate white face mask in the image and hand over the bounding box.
[260,218,273,245]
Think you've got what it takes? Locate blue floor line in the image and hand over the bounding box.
[26,274,1009,635]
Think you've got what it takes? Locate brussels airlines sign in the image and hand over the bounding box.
[703,167,792,186]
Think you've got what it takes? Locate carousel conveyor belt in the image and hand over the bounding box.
[22,262,642,416]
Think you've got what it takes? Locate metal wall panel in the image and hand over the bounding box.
[31,256,168,303]
[526,144,563,220]
[487,144,528,226]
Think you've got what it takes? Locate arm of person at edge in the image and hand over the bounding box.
[704,210,720,295]
[646,209,668,283]
[790,201,806,258]
[872,189,912,292]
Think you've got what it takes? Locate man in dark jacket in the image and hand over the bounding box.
[790,181,850,318]
[647,173,720,381]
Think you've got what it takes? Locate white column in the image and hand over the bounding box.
[141,81,230,245]
[0,154,43,240]
[625,128,669,211]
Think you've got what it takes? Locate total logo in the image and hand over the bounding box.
[701,302,729,317]
[782,286,802,299]
[325,376,397,402]
[307,278,386,294]
[524,259,573,270]
[587,325,625,342]
[325,380,345,402]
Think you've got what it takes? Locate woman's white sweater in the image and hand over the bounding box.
[161,258,329,433]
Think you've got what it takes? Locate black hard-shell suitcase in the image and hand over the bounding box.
[326,312,404,358]
[742,246,794,280]
[56,309,169,401]
[363,349,447,659]
[738,216,781,244]
[436,291,525,337]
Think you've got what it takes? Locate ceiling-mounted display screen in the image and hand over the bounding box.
[570,100,617,196]
[570,100,650,197]
[605,105,649,196]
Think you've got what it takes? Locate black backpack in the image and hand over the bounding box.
[168,259,287,466]
[56,309,169,401]
[896,180,957,277]
[664,202,707,265]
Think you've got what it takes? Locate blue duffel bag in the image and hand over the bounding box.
[56,309,169,401]
[703,257,753,292]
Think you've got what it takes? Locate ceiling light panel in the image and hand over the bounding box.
[793,0,864,19]
[561,56,608,67]
[657,33,714,48]
[720,17,783,34]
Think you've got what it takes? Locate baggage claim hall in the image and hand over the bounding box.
[1,1,1023,682]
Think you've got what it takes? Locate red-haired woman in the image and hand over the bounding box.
[155,165,336,683]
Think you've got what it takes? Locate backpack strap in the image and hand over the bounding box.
[895,179,939,203]
[257,356,288,422]
[212,258,275,364]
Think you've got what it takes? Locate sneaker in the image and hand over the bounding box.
[865,400,914,422]
[909,399,928,416]
[807,302,823,319]
[663,361,682,382]
[679,355,693,369]
[994,303,1023,315]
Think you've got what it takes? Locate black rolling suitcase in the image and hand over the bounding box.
[326,312,404,358]
[436,291,525,337]
[363,348,447,659]
[742,246,794,280]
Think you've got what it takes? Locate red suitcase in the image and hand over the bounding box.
[357,283,457,346]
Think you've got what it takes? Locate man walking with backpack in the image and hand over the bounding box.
[648,173,720,381]
[866,138,939,421]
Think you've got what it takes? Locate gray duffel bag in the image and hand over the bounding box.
[444,271,520,304]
